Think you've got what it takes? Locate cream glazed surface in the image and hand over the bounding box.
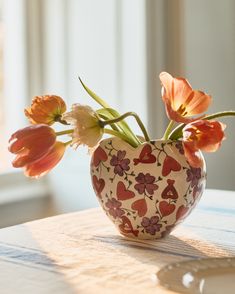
[91,137,206,239]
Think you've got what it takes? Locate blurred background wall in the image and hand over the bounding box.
[0,0,234,227]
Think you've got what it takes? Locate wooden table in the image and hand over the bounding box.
[0,189,234,294]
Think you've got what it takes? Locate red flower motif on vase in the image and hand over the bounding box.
[193,184,203,201]
[133,144,156,165]
[162,155,181,177]
[186,166,202,187]
[134,173,158,195]
[175,141,184,155]
[105,198,125,219]
[119,216,139,237]
[176,205,190,221]
[161,179,179,200]
[93,146,108,167]
[159,201,176,217]
[92,175,105,198]
[116,181,135,201]
[91,137,206,240]
[141,216,162,235]
[110,150,130,176]
[131,198,148,217]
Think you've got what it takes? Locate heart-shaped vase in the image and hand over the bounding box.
[90,137,206,239]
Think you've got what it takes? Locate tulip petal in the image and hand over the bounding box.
[184,91,212,116]
[9,124,56,167]
[195,121,225,152]
[159,72,192,109]
[25,142,66,178]
[159,72,212,123]
[63,104,104,148]
[24,95,66,125]
[164,102,204,123]
[183,142,203,168]
[182,120,226,167]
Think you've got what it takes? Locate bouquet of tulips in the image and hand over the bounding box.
[8,72,235,178]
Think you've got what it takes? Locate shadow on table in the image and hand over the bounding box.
[91,233,210,266]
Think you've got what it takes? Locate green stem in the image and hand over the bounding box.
[104,128,137,146]
[54,115,70,125]
[203,111,235,120]
[97,113,120,132]
[168,123,184,140]
[56,129,74,136]
[101,112,150,142]
[162,120,174,140]
[65,140,73,146]
[169,111,235,140]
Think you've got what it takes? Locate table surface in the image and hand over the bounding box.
[0,189,234,294]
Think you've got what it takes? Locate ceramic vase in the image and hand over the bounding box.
[90,137,206,240]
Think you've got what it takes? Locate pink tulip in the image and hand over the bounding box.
[9,124,65,177]
[25,142,66,178]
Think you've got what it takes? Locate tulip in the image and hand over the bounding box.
[9,124,56,167]
[182,120,226,167]
[25,142,66,178]
[9,124,65,177]
[63,104,104,148]
[159,72,212,123]
[24,95,66,125]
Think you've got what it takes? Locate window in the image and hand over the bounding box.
[0,1,49,222]
[0,0,29,173]
[0,1,8,172]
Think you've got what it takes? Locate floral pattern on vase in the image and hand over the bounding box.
[91,137,206,240]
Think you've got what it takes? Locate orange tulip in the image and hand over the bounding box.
[24,95,66,125]
[182,120,226,167]
[25,142,66,178]
[159,72,212,123]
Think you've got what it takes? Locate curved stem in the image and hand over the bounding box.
[56,129,74,136]
[104,128,137,147]
[97,113,120,132]
[65,140,73,146]
[54,115,70,125]
[203,111,235,120]
[133,113,150,142]
[168,124,184,140]
[101,111,150,142]
[162,120,174,140]
[169,111,235,140]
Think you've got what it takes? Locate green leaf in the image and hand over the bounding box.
[96,108,116,120]
[79,78,140,146]
[79,77,110,108]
